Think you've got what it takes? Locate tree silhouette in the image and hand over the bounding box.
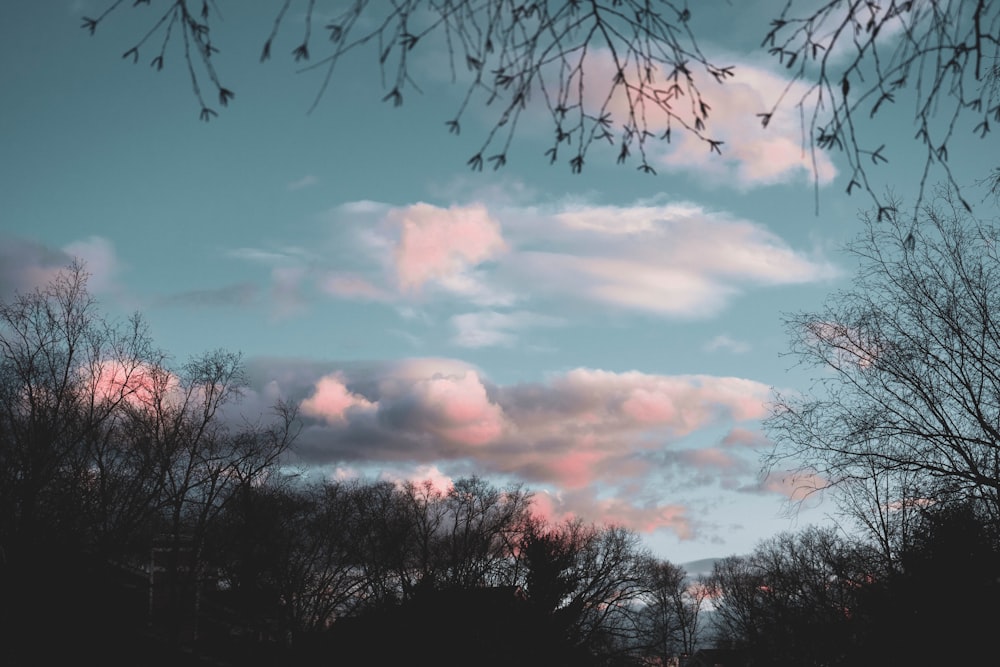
[639,558,706,662]
[81,1,998,213]
[767,187,1000,528]
[707,526,873,667]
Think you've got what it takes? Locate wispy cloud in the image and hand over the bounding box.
[569,50,838,188]
[156,282,259,308]
[705,334,752,354]
[227,245,318,318]
[219,197,837,347]
[320,272,392,301]
[506,202,839,318]
[319,198,838,321]
[450,310,563,348]
[286,174,318,191]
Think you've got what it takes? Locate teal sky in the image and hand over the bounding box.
[2,1,995,563]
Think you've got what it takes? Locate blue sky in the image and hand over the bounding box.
[2,1,995,563]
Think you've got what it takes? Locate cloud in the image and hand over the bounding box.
[675,447,745,472]
[251,357,774,540]
[227,246,316,318]
[804,320,880,368]
[156,282,259,308]
[287,174,318,191]
[705,334,751,354]
[721,427,771,450]
[320,198,837,321]
[531,489,695,539]
[378,464,456,494]
[320,272,392,301]
[63,237,120,294]
[228,202,514,315]
[651,60,838,187]
[576,50,838,188]
[0,235,121,301]
[301,374,377,424]
[387,203,507,294]
[450,310,563,348]
[506,203,838,317]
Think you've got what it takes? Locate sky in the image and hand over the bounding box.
[1,1,995,564]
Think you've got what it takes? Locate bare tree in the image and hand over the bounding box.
[515,517,650,662]
[832,460,924,571]
[81,1,998,211]
[639,558,706,661]
[707,526,870,666]
[0,261,156,558]
[762,0,1000,216]
[436,476,532,589]
[766,188,1000,531]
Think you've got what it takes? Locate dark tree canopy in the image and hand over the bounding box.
[706,514,1000,667]
[83,1,999,213]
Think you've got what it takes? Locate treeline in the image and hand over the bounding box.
[6,260,999,667]
[705,501,1000,667]
[0,264,703,666]
[206,475,704,666]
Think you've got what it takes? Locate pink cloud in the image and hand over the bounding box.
[87,359,174,408]
[546,449,609,489]
[533,490,694,539]
[405,371,506,446]
[805,320,880,368]
[294,364,772,474]
[579,51,837,187]
[656,62,837,187]
[272,358,774,542]
[319,198,836,319]
[530,369,772,436]
[320,272,391,301]
[591,497,694,538]
[387,203,506,292]
[300,374,376,424]
[379,464,456,495]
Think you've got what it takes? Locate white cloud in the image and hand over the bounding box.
[228,198,838,326]
[705,334,752,354]
[573,50,838,188]
[450,310,563,348]
[504,202,840,317]
[650,60,838,187]
[286,174,318,191]
[63,236,120,294]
